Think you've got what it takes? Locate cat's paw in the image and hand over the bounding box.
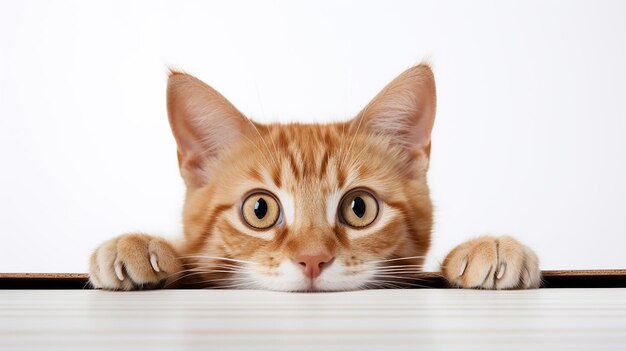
[442,235,541,289]
[89,233,182,290]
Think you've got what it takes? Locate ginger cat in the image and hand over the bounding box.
[89,64,541,291]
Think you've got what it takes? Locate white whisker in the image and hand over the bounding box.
[180,255,259,265]
[373,274,421,280]
[369,278,430,289]
[367,255,426,264]
[163,266,250,286]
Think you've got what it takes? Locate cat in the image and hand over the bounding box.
[89,64,541,291]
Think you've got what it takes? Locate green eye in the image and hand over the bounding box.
[339,190,379,228]
[241,192,281,229]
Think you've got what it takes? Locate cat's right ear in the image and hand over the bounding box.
[350,64,436,177]
[167,71,254,188]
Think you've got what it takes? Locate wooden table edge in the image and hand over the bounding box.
[2,270,625,280]
[1,270,625,289]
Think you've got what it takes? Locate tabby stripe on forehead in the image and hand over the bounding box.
[337,164,347,188]
[287,151,300,179]
[319,149,330,178]
[271,164,282,188]
[276,129,288,149]
[301,150,314,179]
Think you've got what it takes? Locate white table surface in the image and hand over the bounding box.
[1,288,625,350]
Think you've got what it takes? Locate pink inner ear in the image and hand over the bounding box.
[167,71,252,188]
[353,64,437,153]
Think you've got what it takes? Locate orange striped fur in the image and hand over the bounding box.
[89,64,541,291]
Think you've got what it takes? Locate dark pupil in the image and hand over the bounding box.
[254,198,268,219]
[351,197,366,218]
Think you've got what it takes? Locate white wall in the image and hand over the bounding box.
[1,0,625,273]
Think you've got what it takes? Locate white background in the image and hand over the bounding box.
[1,0,625,273]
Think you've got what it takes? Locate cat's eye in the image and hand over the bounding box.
[241,192,281,230]
[339,190,379,228]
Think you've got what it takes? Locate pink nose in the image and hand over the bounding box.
[293,253,334,279]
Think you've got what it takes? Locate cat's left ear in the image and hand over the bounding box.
[351,64,436,176]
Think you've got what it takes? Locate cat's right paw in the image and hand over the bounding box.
[89,233,182,290]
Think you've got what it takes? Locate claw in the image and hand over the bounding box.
[496,263,506,280]
[458,257,468,277]
[150,253,160,272]
[114,261,125,281]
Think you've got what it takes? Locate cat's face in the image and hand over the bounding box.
[168,65,436,291]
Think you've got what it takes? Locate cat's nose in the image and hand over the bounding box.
[293,253,334,279]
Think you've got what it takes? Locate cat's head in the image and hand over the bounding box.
[167,65,436,291]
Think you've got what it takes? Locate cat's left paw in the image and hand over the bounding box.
[442,235,541,289]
